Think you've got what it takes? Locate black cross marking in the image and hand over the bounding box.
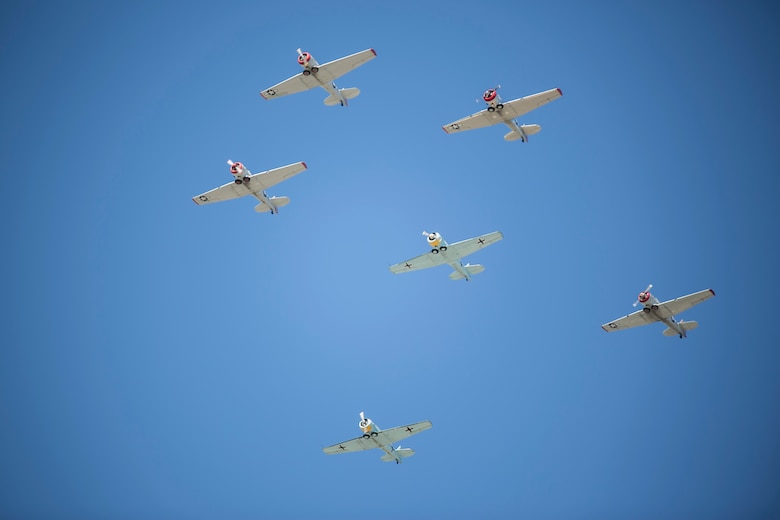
[608,323,618,329]
[406,427,413,433]
[405,263,412,269]
[338,445,346,451]
[199,195,209,202]
[478,238,485,245]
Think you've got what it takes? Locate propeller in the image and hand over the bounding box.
[422,231,431,237]
[359,411,365,421]
[227,159,234,166]
[633,283,653,307]
[296,48,303,56]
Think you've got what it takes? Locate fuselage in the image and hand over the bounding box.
[359,416,403,463]
[638,291,686,337]
[297,50,347,106]
[425,232,472,281]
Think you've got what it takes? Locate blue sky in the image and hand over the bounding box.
[2,1,779,518]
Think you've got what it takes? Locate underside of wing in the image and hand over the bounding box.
[442,109,503,134]
[379,421,433,445]
[192,181,254,205]
[389,251,446,274]
[246,162,307,190]
[601,310,657,332]
[656,289,715,319]
[323,435,375,455]
[501,88,563,119]
[446,231,504,259]
[314,48,377,83]
[260,73,320,100]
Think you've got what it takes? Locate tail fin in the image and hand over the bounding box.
[254,196,290,213]
[449,264,485,280]
[662,320,699,337]
[380,447,415,462]
[504,124,541,142]
[323,87,361,106]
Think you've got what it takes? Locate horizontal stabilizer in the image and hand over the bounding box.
[254,196,290,213]
[521,124,541,136]
[323,87,360,106]
[449,264,485,280]
[381,447,415,462]
[662,320,699,337]
[504,124,541,142]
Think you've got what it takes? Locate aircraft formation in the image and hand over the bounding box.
[191,47,716,464]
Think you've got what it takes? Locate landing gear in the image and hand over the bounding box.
[311,66,319,73]
[234,179,243,185]
[243,176,250,183]
[431,249,439,254]
[487,106,496,112]
[496,103,504,110]
[303,69,311,76]
[362,434,370,439]
[371,431,378,437]
[439,246,448,252]
[651,305,658,310]
[642,307,650,313]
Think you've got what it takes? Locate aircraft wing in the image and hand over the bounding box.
[500,88,563,119]
[654,289,716,319]
[260,72,321,100]
[389,251,448,274]
[442,108,502,134]
[312,48,376,83]
[322,420,432,455]
[378,420,433,445]
[446,231,504,259]
[192,162,306,205]
[323,435,376,455]
[601,309,658,332]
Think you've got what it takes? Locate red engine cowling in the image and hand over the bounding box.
[230,161,245,176]
[297,51,312,66]
[483,88,498,103]
[638,291,651,303]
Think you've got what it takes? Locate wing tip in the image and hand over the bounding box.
[301,161,308,170]
[370,48,377,56]
[259,91,267,100]
[441,126,450,134]
[709,288,716,296]
[557,87,563,96]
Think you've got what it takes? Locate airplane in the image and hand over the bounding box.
[442,86,563,142]
[601,284,716,338]
[389,230,503,281]
[260,48,377,106]
[322,412,432,464]
[192,160,307,214]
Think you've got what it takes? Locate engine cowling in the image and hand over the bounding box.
[230,161,245,176]
[426,232,442,248]
[483,88,498,103]
[359,416,374,434]
[638,291,651,304]
[297,51,312,66]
